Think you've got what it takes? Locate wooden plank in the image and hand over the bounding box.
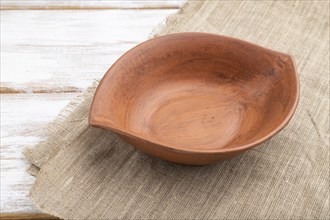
[0,8,179,213]
[0,5,181,214]
[0,93,77,212]
[1,0,185,10]
[1,9,177,93]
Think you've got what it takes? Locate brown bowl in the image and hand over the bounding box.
[89,33,299,165]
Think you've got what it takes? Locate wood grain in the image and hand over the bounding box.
[1,0,184,10]
[1,9,177,93]
[1,93,78,212]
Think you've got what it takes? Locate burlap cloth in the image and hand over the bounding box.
[24,1,329,219]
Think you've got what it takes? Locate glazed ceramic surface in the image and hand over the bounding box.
[89,33,299,165]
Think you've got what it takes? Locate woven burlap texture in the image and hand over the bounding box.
[24,1,329,219]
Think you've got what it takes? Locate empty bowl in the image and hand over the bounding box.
[89,33,299,165]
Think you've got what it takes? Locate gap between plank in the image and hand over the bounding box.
[0,87,82,94]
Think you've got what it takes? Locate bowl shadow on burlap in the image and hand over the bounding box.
[87,126,275,194]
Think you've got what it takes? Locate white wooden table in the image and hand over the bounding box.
[0,1,184,217]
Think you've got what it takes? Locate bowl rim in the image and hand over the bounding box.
[89,32,300,154]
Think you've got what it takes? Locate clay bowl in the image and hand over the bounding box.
[89,33,299,165]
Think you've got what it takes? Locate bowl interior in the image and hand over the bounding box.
[92,33,298,151]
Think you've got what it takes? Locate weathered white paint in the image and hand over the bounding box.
[1,93,77,212]
[1,0,185,10]
[0,2,183,212]
[1,9,177,92]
